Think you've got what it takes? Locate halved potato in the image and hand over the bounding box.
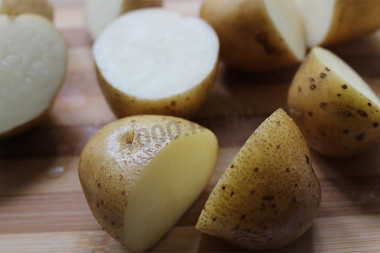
[0,0,53,21]
[196,109,320,250]
[200,0,305,72]
[79,115,218,252]
[85,0,162,40]
[0,14,67,138]
[288,47,380,156]
[295,0,380,47]
[94,9,219,118]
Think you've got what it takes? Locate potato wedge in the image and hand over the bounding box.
[295,0,380,47]
[196,108,320,250]
[0,14,67,138]
[85,0,162,40]
[0,0,53,21]
[288,47,380,156]
[94,9,219,118]
[79,115,218,252]
[200,0,305,72]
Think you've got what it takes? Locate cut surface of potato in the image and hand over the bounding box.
[85,0,162,40]
[94,9,219,118]
[0,0,53,20]
[288,47,380,156]
[200,0,305,72]
[79,115,218,251]
[196,109,320,250]
[296,0,380,47]
[0,14,67,137]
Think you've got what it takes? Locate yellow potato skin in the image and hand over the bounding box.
[320,0,380,46]
[122,0,162,12]
[78,115,213,248]
[96,63,218,119]
[288,48,380,156]
[200,0,301,72]
[0,0,53,21]
[196,109,320,250]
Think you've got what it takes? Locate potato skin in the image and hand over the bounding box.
[200,0,301,72]
[78,115,211,248]
[123,0,162,12]
[319,0,380,46]
[288,48,380,156]
[96,63,218,119]
[0,0,53,21]
[196,109,320,250]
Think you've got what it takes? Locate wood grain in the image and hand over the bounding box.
[0,0,379,252]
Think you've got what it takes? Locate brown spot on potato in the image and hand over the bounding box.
[285,168,290,172]
[251,190,255,195]
[230,191,235,196]
[298,87,302,92]
[343,129,349,134]
[368,102,372,106]
[222,185,226,190]
[276,145,280,149]
[309,77,315,83]
[337,93,341,97]
[310,84,316,90]
[212,217,216,222]
[230,164,234,169]
[121,190,125,196]
[240,214,246,220]
[308,111,313,117]
[342,84,347,89]
[171,101,176,106]
[305,155,309,164]
[97,183,101,188]
[262,196,275,201]
[357,110,368,118]
[356,133,366,141]
[254,167,259,172]
[319,102,328,110]
[325,67,330,71]
[373,122,379,128]
[320,72,327,78]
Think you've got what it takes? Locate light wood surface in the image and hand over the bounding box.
[1,0,379,252]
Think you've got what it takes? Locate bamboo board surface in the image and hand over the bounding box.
[0,0,380,252]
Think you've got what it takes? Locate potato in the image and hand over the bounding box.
[295,0,380,47]
[196,109,320,250]
[78,115,218,252]
[0,14,67,138]
[200,0,305,72]
[288,47,380,156]
[0,0,53,21]
[85,0,162,40]
[93,9,219,118]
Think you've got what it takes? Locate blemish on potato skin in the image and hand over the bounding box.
[320,72,327,79]
[368,102,372,107]
[325,67,330,71]
[373,122,379,128]
[357,110,368,118]
[254,167,259,172]
[171,101,176,106]
[240,214,246,220]
[356,133,366,141]
[305,155,309,164]
[310,84,316,90]
[222,185,226,190]
[342,84,348,89]
[212,217,216,222]
[230,191,235,196]
[308,111,313,117]
[337,93,342,97]
[250,190,255,195]
[298,87,302,92]
[343,129,349,134]
[262,196,275,201]
[285,168,290,172]
[230,164,234,169]
[319,102,328,110]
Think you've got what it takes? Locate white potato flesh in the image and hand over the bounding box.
[295,0,336,46]
[313,47,380,106]
[265,0,305,60]
[0,14,66,134]
[124,130,218,251]
[85,0,124,40]
[93,8,219,100]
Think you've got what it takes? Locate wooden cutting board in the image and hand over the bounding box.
[1,0,379,252]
